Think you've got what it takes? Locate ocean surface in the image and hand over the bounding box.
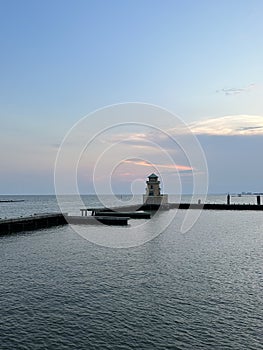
[0,195,262,349]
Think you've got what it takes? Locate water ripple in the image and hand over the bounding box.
[0,201,262,349]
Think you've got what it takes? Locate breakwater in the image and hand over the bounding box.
[0,199,25,203]
[0,212,131,235]
[168,203,263,211]
[0,213,67,235]
[1,200,262,236]
[81,202,263,212]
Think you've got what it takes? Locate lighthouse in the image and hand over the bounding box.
[143,173,168,206]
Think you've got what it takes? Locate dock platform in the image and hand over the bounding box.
[81,208,151,219]
[67,216,129,226]
[95,211,151,219]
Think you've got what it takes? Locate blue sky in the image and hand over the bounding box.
[1,0,263,194]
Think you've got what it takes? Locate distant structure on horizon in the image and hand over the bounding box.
[143,173,168,206]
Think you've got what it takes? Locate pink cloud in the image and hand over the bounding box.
[123,159,192,172]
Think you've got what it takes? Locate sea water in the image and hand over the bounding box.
[0,195,262,349]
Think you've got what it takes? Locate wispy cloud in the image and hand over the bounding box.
[190,115,263,136]
[100,130,181,154]
[216,83,256,96]
[123,159,192,172]
[101,132,148,144]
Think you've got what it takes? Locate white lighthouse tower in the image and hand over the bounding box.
[143,173,168,206]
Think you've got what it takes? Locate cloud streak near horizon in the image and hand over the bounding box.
[123,159,192,172]
[216,83,256,96]
[189,115,263,136]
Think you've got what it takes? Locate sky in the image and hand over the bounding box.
[1,0,263,194]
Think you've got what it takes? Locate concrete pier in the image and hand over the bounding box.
[81,208,151,219]
[1,195,263,236]
[95,211,151,219]
[84,202,263,213]
[0,213,67,235]
[168,203,263,210]
[0,212,131,234]
[0,200,25,203]
[67,216,129,226]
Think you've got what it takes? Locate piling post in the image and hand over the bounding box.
[227,194,230,205]
[257,195,261,205]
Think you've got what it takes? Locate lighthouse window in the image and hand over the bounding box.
[150,185,153,189]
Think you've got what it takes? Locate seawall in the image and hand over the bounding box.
[0,213,67,235]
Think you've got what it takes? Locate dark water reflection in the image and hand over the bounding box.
[0,197,262,349]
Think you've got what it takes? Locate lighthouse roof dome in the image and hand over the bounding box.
[148,173,158,179]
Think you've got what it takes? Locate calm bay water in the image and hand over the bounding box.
[0,196,262,349]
